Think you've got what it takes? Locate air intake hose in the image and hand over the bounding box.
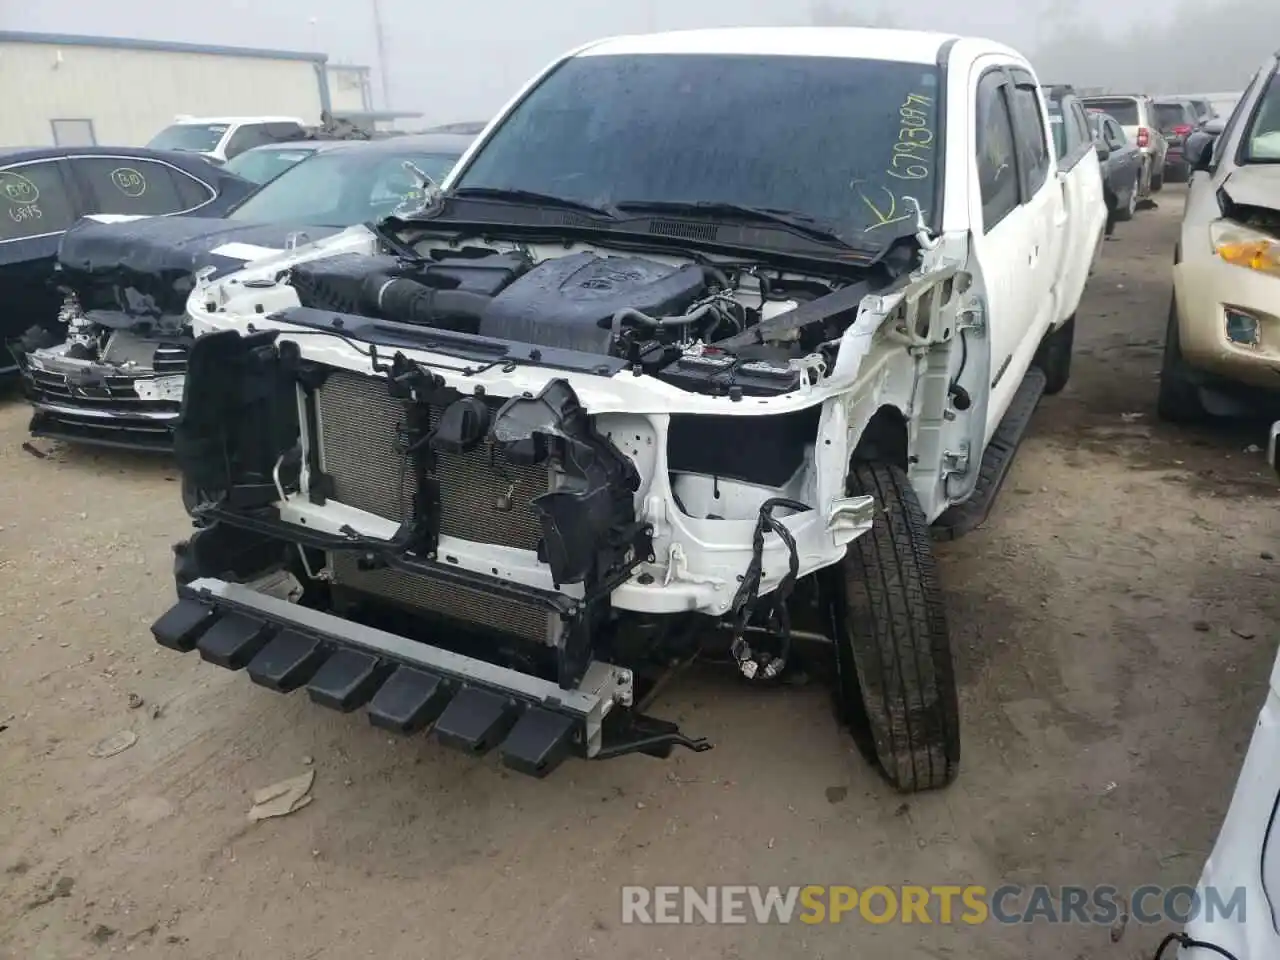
[361,273,492,330]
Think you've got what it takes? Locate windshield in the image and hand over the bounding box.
[454,53,942,242]
[1154,103,1188,130]
[146,124,228,153]
[1083,98,1139,126]
[224,146,319,184]
[1244,71,1280,162]
[228,149,463,225]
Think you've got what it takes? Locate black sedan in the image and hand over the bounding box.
[0,146,254,376]
[1087,110,1144,231]
[20,133,474,451]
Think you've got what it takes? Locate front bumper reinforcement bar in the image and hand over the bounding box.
[152,576,640,777]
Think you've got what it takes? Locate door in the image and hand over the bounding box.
[1050,98,1106,319]
[1005,73,1059,396]
[969,65,1032,443]
[0,158,85,362]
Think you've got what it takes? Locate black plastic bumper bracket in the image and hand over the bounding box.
[247,629,327,692]
[151,597,217,653]
[367,666,453,734]
[500,708,577,778]
[306,649,386,712]
[433,687,520,755]
[196,612,276,669]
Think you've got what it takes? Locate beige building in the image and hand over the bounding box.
[0,31,372,147]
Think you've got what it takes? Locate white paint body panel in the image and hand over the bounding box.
[1179,641,1280,958]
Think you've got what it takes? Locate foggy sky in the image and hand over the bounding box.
[0,0,1263,126]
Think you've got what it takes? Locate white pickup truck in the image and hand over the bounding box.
[152,28,1106,792]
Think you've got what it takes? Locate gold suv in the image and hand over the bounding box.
[1163,54,1280,420]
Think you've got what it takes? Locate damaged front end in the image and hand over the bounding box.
[20,217,343,451]
[153,218,973,777]
[19,291,190,451]
[162,327,711,773]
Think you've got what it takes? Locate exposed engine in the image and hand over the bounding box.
[284,246,855,397]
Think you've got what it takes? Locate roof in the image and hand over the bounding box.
[0,144,230,166]
[0,30,326,64]
[170,116,306,125]
[579,27,962,65]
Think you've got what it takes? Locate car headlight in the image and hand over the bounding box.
[1210,219,1280,277]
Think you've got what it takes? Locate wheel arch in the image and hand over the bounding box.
[850,404,910,472]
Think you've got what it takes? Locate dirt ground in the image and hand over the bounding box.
[1,186,1278,960]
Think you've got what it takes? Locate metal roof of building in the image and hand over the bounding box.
[0,30,327,64]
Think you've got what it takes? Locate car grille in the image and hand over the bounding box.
[314,369,558,645]
[25,342,187,412]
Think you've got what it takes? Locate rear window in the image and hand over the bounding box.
[1154,103,1188,129]
[1083,98,1139,125]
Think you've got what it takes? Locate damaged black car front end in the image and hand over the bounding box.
[18,217,344,451]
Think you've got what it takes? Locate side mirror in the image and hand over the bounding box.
[1184,131,1218,172]
[1094,140,1111,161]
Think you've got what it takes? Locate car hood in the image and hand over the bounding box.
[1221,165,1280,212]
[56,216,346,330]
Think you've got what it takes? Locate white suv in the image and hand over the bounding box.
[1079,94,1169,196]
[146,116,307,165]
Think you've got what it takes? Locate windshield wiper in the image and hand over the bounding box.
[448,187,617,219]
[611,199,863,248]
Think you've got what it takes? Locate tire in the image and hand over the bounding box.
[1114,175,1138,222]
[832,462,959,793]
[1157,295,1205,423]
[1033,313,1075,395]
[1151,167,1165,192]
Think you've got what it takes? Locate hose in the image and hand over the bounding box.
[362,275,492,328]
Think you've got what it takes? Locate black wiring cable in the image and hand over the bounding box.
[1151,931,1241,960]
[1262,785,1280,933]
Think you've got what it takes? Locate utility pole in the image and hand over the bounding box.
[371,0,392,110]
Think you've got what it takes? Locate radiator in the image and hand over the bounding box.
[314,369,558,644]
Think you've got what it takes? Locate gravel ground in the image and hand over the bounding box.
[1,186,1278,960]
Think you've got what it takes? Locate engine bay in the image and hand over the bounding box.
[280,241,884,397]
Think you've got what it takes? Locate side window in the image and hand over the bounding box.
[72,157,190,216]
[265,122,305,142]
[975,71,1019,231]
[1215,65,1270,168]
[1070,102,1091,147]
[1046,105,1068,160]
[225,124,275,159]
[0,161,78,242]
[171,167,216,210]
[1009,85,1052,193]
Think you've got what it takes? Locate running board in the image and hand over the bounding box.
[931,366,1047,541]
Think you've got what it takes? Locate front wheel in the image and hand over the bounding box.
[1157,295,1205,422]
[831,462,959,793]
[1151,165,1165,192]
